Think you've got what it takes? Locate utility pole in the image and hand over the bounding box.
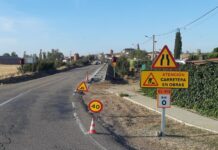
[145,34,156,61]
[152,34,155,61]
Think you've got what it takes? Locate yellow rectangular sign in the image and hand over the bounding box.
[140,71,189,88]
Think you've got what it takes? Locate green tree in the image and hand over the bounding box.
[213,47,218,53]
[174,31,182,59]
[116,56,129,76]
[43,52,47,60]
[11,52,18,57]
[129,49,148,60]
[39,49,42,60]
[86,55,96,62]
[47,49,64,68]
[3,53,10,57]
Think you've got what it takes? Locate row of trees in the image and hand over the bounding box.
[2,52,18,57]
[20,49,65,73]
[20,49,93,73]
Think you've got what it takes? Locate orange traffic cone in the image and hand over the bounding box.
[88,117,96,134]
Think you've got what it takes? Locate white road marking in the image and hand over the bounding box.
[71,102,107,150]
[0,89,32,107]
[88,135,107,150]
[73,112,87,135]
[0,77,67,107]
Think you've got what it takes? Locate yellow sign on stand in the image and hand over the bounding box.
[77,81,88,92]
[141,71,189,88]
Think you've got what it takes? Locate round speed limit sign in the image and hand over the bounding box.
[88,100,103,113]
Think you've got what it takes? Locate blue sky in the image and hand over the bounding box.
[0,0,217,57]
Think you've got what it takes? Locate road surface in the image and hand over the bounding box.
[0,65,125,150]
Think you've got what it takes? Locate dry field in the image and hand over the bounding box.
[0,64,20,79]
[83,82,218,150]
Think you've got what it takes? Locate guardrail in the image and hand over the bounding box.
[89,63,108,82]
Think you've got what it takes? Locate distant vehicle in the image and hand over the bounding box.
[92,60,101,65]
[175,59,186,64]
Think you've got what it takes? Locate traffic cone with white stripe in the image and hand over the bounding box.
[88,117,96,134]
[85,71,89,83]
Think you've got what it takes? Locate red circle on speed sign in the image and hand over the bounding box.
[88,100,103,113]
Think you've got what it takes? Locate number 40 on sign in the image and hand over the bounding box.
[88,100,103,113]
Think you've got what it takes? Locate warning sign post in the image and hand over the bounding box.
[76,81,88,92]
[140,45,189,137]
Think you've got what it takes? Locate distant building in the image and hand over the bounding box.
[113,53,122,58]
[74,53,79,61]
[147,51,160,60]
[122,48,135,55]
[0,56,21,64]
[62,57,71,63]
[180,53,190,60]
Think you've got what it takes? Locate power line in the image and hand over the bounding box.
[154,6,218,37]
[180,6,218,30]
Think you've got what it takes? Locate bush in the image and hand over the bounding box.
[141,63,218,118]
[172,63,218,118]
[116,56,130,76]
[37,60,56,71]
[18,64,38,73]
[140,88,156,98]
[207,52,218,59]
[75,57,90,67]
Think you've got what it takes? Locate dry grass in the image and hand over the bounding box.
[0,64,20,79]
[83,82,218,150]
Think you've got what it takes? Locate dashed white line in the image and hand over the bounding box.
[0,77,67,107]
[0,89,32,107]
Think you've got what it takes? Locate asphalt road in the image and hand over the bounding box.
[0,65,125,150]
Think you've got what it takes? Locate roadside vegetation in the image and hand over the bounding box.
[113,46,218,119]
[141,62,218,119]
[0,50,93,84]
[18,49,91,73]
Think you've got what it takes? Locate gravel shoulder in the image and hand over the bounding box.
[83,81,218,150]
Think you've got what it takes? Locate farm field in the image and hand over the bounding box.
[0,64,20,78]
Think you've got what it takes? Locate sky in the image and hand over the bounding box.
[0,0,218,57]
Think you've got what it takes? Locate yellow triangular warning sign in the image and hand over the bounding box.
[143,73,158,86]
[152,45,178,68]
[77,81,88,92]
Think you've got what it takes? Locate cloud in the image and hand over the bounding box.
[0,16,46,33]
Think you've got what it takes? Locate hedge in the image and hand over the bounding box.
[141,63,218,118]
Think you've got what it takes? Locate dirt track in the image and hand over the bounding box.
[83,82,218,150]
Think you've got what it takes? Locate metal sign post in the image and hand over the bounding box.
[157,88,171,136]
[161,108,166,136]
[140,45,189,137]
[113,66,115,78]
